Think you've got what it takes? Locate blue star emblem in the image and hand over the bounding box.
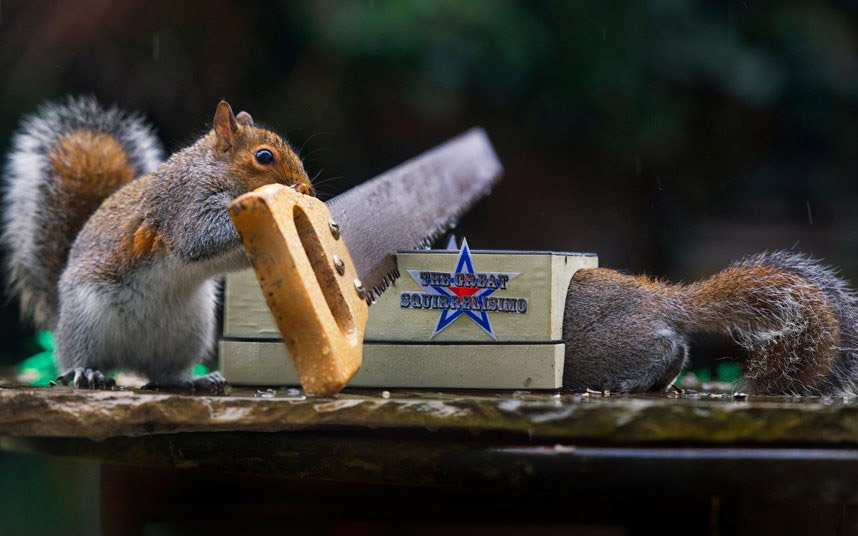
[407,239,519,340]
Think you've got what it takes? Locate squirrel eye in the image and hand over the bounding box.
[254,149,275,165]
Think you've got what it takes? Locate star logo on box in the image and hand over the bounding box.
[399,239,528,339]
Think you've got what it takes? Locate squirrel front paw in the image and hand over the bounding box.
[54,368,116,389]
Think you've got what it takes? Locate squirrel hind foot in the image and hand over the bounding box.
[55,368,116,389]
[142,371,230,396]
[188,371,230,396]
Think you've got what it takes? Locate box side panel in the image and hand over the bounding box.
[219,339,295,385]
[220,340,564,389]
[369,252,554,342]
[226,252,596,343]
[223,270,283,338]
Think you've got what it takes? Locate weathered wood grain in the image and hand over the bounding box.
[2,380,858,445]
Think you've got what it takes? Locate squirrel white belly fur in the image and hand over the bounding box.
[2,97,312,392]
[3,97,857,396]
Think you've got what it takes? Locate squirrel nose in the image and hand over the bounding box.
[295,183,312,196]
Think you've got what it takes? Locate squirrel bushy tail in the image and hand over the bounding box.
[680,251,858,395]
[563,251,858,396]
[1,96,163,328]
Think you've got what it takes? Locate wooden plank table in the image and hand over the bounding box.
[3,373,858,532]
[3,375,858,444]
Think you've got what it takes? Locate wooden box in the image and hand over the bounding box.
[220,247,597,389]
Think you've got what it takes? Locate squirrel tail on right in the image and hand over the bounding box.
[1,96,163,329]
[680,251,858,395]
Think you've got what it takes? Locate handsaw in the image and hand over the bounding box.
[228,128,502,394]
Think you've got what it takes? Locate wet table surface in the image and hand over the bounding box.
[2,372,858,495]
[1,373,858,443]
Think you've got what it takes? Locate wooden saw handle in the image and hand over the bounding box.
[228,184,368,395]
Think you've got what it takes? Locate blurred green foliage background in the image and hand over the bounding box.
[3,0,858,367]
[1,1,858,532]
[1,0,857,363]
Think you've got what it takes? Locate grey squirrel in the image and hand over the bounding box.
[2,96,311,393]
[4,98,857,397]
[563,252,858,395]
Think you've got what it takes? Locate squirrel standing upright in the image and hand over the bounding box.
[2,96,312,392]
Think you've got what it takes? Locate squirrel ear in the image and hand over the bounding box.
[236,111,254,127]
[213,100,238,152]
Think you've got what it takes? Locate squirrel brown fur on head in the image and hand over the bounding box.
[209,100,312,196]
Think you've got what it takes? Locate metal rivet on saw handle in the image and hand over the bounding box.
[354,279,365,299]
[329,220,340,240]
[333,255,345,275]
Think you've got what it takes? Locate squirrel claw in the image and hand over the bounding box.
[55,368,115,389]
[189,371,231,396]
[142,372,231,396]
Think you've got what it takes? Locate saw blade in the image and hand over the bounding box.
[325,128,502,301]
